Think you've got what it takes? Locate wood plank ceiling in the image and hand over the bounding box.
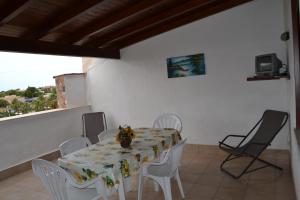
[0,0,252,58]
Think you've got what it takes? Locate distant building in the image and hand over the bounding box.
[17,97,26,102]
[39,86,56,93]
[2,95,18,104]
[53,73,87,108]
[18,97,37,103]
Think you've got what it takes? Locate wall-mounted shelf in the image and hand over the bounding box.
[247,75,290,81]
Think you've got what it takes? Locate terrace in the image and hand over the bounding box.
[0,146,295,200]
[0,0,299,200]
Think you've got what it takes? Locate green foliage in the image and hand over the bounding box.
[24,87,42,98]
[18,90,25,97]
[0,99,9,108]
[10,99,22,114]
[0,92,6,97]
[0,86,58,118]
[0,89,24,97]
[5,89,25,97]
[20,102,31,114]
[32,96,46,111]
[46,93,58,109]
[0,111,14,118]
[9,99,32,114]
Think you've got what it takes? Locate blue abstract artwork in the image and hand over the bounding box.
[167,53,206,78]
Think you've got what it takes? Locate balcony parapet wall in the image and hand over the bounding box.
[0,105,91,171]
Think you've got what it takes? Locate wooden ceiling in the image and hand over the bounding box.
[0,0,252,58]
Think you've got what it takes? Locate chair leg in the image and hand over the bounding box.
[118,177,126,200]
[164,178,172,200]
[175,169,185,198]
[221,153,258,179]
[94,179,108,200]
[124,176,132,192]
[152,177,169,200]
[257,158,283,171]
[153,181,159,192]
[147,176,172,200]
[220,153,283,179]
[220,153,239,178]
[138,173,144,200]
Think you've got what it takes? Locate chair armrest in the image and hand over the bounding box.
[219,134,247,148]
[159,149,169,161]
[221,134,246,142]
[142,149,171,169]
[143,162,165,167]
[223,134,246,140]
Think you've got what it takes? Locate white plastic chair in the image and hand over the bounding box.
[59,137,92,157]
[32,159,108,200]
[98,129,117,141]
[153,113,183,133]
[138,138,187,200]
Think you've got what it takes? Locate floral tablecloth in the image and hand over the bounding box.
[58,128,181,189]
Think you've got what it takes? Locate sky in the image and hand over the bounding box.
[0,52,82,91]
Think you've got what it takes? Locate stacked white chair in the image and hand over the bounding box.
[152,113,183,191]
[59,137,91,157]
[32,159,108,200]
[153,113,183,133]
[138,138,187,200]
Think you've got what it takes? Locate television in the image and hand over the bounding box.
[255,53,282,76]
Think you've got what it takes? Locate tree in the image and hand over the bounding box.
[20,102,31,114]
[0,99,9,108]
[10,99,22,114]
[46,93,58,109]
[0,111,12,118]
[0,92,5,97]
[5,89,25,97]
[33,96,46,111]
[16,90,25,97]
[24,87,41,98]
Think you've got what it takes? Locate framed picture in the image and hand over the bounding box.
[167,53,206,78]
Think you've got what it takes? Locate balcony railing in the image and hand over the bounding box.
[0,105,90,171]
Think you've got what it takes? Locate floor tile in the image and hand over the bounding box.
[0,145,295,200]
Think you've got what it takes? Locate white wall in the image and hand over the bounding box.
[65,74,87,108]
[0,106,90,171]
[86,0,290,149]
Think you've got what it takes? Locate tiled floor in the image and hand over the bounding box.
[0,145,296,200]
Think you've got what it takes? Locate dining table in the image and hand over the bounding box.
[58,127,182,200]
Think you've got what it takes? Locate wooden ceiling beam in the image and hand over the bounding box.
[0,36,120,59]
[0,0,30,26]
[22,0,105,40]
[84,0,215,47]
[58,0,165,44]
[109,0,252,49]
